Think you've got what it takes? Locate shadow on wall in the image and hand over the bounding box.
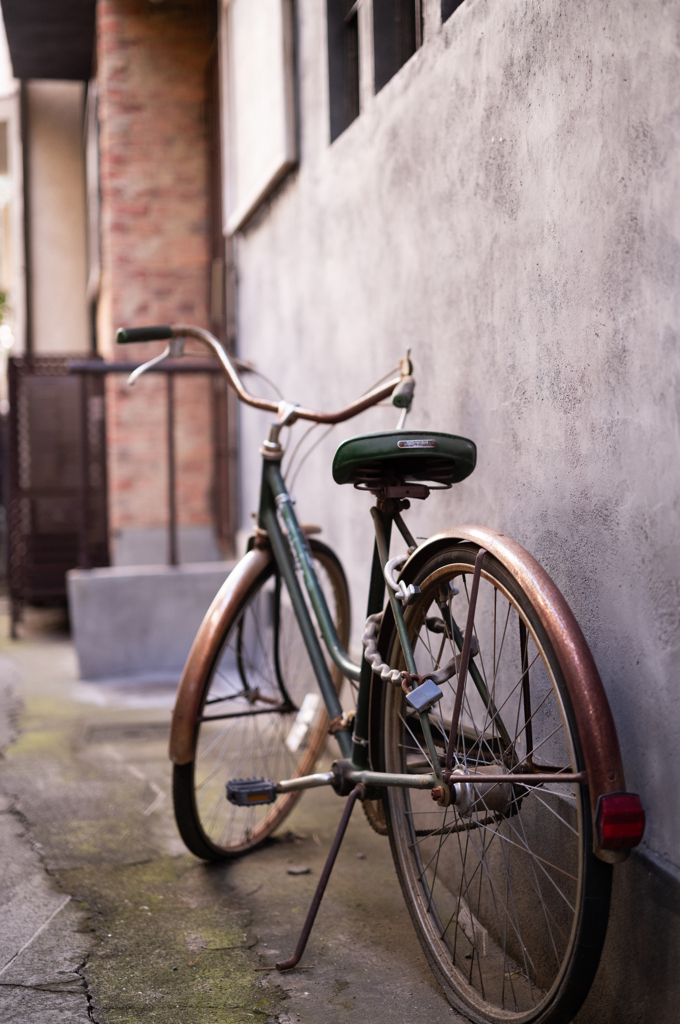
[581,850,680,1023]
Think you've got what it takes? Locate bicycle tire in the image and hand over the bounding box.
[375,542,612,1024]
[172,538,350,861]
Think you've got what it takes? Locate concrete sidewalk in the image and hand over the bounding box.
[0,634,93,1023]
[0,605,457,1024]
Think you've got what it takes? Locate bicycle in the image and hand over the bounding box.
[117,322,645,1024]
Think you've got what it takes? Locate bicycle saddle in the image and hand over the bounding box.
[332,430,476,490]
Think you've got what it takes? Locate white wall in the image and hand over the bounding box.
[26,80,89,355]
[230,0,680,900]
[0,90,24,375]
[0,8,24,366]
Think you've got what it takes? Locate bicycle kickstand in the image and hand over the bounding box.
[275,784,365,971]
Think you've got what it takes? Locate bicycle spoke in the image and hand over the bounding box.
[399,712,436,772]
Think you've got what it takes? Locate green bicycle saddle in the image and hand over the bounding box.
[332,430,476,488]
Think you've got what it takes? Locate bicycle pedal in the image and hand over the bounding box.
[226,777,278,806]
[405,679,443,713]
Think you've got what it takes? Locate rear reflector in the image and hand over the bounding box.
[595,792,645,849]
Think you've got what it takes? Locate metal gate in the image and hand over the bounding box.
[7,356,109,633]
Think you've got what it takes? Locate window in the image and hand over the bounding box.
[327,0,360,142]
[221,0,297,234]
[373,0,421,93]
[441,0,465,23]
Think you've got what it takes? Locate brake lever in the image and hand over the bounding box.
[127,336,185,386]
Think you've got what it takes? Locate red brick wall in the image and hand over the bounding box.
[97,0,215,538]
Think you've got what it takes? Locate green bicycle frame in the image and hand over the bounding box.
[257,455,444,783]
[258,458,355,760]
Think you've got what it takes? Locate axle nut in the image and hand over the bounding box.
[431,783,452,807]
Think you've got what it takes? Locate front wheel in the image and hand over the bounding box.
[172,539,350,860]
[376,543,612,1024]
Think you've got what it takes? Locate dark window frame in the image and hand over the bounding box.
[441,0,466,24]
[373,0,422,94]
[327,0,361,142]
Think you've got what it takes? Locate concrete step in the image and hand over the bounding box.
[67,561,236,683]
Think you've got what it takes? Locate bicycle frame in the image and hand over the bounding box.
[259,451,485,794]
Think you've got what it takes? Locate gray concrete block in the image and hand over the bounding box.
[66,562,235,682]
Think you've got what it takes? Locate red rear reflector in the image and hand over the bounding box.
[595,792,645,849]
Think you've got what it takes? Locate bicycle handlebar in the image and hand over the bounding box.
[116,323,411,426]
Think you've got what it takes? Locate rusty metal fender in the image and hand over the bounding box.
[375,526,628,863]
[169,547,273,766]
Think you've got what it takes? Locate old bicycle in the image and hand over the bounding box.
[117,323,645,1024]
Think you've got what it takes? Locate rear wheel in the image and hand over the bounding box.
[173,539,350,860]
[378,543,611,1024]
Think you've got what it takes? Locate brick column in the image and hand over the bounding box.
[96,0,216,555]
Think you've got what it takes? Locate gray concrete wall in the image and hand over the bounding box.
[229,0,680,1016]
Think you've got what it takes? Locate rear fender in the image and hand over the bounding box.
[371,526,628,863]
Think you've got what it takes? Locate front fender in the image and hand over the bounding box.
[169,547,273,765]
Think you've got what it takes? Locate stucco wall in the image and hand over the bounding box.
[230,0,680,1008]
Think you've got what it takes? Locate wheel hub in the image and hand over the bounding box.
[451,762,513,817]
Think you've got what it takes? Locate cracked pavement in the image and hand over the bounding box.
[0,604,460,1023]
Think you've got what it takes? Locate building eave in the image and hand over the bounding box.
[1,0,96,81]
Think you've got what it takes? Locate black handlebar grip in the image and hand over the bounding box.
[116,325,173,344]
